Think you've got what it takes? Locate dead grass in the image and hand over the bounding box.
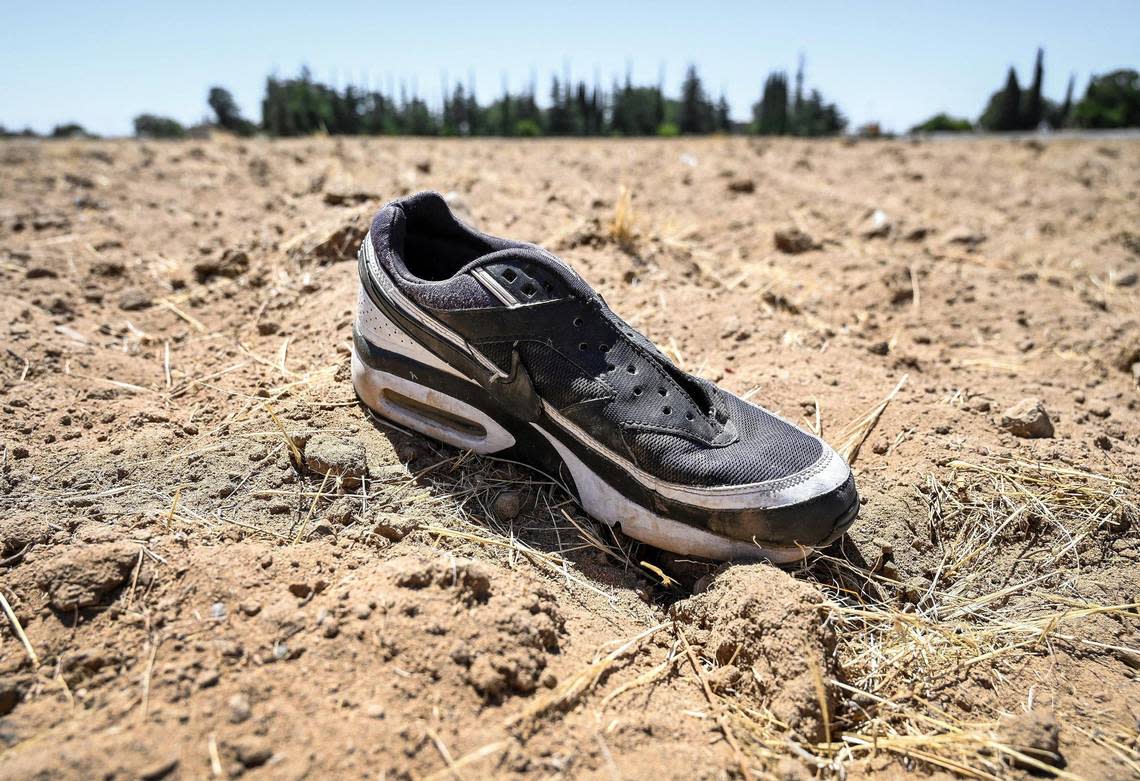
[608,186,637,251]
[716,455,1140,779]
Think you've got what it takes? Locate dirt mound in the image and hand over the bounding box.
[378,555,565,703]
[673,563,837,740]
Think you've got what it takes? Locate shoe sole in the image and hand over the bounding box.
[352,327,858,563]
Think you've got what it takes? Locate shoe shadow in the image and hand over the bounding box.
[361,407,875,603]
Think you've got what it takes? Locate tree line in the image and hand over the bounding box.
[2,63,845,140]
[911,49,1139,133]
[251,63,839,139]
[5,53,1137,140]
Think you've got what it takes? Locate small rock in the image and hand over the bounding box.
[232,736,274,768]
[726,178,755,194]
[365,702,385,719]
[1000,709,1063,769]
[227,693,252,723]
[193,248,249,283]
[288,583,312,599]
[239,600,261,616]
[117,287,152,311]
[138,755,179,781]
[1094,433,1112,451]
[859,208,892,239]
[322,190,377,206]
[774,228,817,254]
[867,340,890,356]
[999,398,1054,439]
[414,159,432,173]
[1113,270,1138,288]
[38,542,139,611]
[372,512,418,542]
[944,226,986,248]
[493,490,523,521]
[302,433,367,487]
[1087,401,1111,418]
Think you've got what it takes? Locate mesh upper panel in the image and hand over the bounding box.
[623,393,823,486]
[517,341,610,410]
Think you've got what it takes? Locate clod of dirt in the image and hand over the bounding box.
[371,511,418,542]
[302,433,367,487]
[380,555,564,703]
[1000,709,1063,769]
[1000,398,1055,438]
[37,542,139,611]
[0,676,28,716]
[390,556,492,605]
[672,563,837,741]
[193,248,249,282]
[774,228,817,254]
[117,287,152,311]
[0,513,52,555]
[311,221,368,263]
[230,736,274,768]
[322,190,377,206]
[727,178,755,194]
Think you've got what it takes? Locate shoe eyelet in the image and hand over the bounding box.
[573,317,583,327]
[658,387,667,396]
[521,282,537,297]
[606,363,615,372]
[578,342,588,351]
[662,406,671,415]
[599,344,610,353]
[502,269,517,283]
[685,411,694,421]
[626,364,636,374]
[633,387,643,396]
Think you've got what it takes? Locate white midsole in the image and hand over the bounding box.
[355,280,849,512]
[351,351,805,562]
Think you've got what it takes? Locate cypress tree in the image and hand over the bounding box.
[1023,48,1044,129]
[995,67,1022,131]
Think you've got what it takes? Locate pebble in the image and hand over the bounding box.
[999,398,1054,438]
[859,208,892,239]
[227,693,252,723]
[117,287,153,311]
[773,228,816,254]
[493,490,523,521]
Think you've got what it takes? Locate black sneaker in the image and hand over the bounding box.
[352,192,858,561]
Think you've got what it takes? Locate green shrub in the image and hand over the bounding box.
[910,113,973,133]
[133,114,187,139]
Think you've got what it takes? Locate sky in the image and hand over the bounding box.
[2,1,1138,136]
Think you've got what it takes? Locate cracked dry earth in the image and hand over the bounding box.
[1,134,1139,780]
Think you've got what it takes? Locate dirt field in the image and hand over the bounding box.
[1,134,1138,780]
